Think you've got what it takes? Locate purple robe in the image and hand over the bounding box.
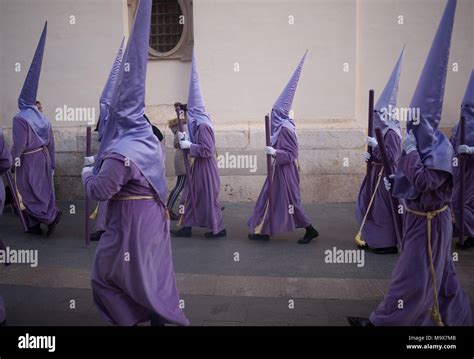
[0,131,12,324]
[370,151,472,326]
[182,123,224,234]
[248,126,311,236]
[94,200,108,232]
[450,136,474,238]
[11,116,58,227]
[83,153,188,326]
[355,130,402,248]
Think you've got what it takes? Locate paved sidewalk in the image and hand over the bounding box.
[0,202,472,326]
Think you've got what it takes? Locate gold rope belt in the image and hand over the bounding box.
[109,196,169,221]
[355,167,384,246]
[111,195,156,201]
[405,204,449,327]
[23,147,44,155]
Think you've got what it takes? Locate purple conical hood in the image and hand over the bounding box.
[188,51,206,112]
[394,0,457,199]
[18,22,47,109]
[100,37,125,105]
[271,50,307,144]
[451,69,474,148]
[95,0,167,203]
[97,37,125,141]
[373,47,404,138]
[186,51,212,143]
[15,21,51,145]
[462,69,474,107]
[408,0,456,134]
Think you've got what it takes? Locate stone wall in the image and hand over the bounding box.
[3,102,458,203]
[1,114,369,203]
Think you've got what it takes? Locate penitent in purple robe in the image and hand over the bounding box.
[0,130,12,324]
[451,130,474,238]
[370,151,472,326]
[11,117,58,227]
[182,123,224,234]
[248,126,311,236]
[83,153,188,326]
[355,130,402,248]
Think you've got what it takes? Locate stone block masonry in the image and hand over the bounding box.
[2,104,423,203]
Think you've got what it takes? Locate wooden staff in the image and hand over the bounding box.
[375,127,403,246]
[4,171,28,232]
[265,114,273,234]
[85,126,91,246]
[366,89,375,205]
[458,116,466,247]
[175,105,197,222]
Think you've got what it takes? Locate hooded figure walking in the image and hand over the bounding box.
[451,69,474,250]
[82,0,188,326]
[247,51,319,244]
[11,22,61,236]
[170,53,226,238]
[86,38,125,242]
[349,0,472,327]
[354,48,404,254]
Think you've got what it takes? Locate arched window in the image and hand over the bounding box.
[146,0,194,60]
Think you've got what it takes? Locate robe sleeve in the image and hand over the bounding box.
[189,124,215,158]
[11,117,28,162]
[400,151,450,192]
[47,125,55,169]
[82,156,132,202]
[372,129,402,165]
[274,127,298,166]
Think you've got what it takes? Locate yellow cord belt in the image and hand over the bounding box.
[23,147,44,155]
[110,195,169,221]
[111,195,156,201]
[405,205,449,327]
[355,166,384,246]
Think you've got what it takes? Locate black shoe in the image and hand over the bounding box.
[150,313,166,327]
[169,211,180,221]
[204,229,227,238]
[90,230,105,242]
[170,227,192,237]
[47,211,62,237]
[298,225,319,244]
[358,243,370,250]
[347,317,373,327]
[372,246,398,255]
[248,233,270,241]
[27,224,43,235]
[457,237,474,250]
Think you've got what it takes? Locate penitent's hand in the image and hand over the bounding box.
[179,140,192,150]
